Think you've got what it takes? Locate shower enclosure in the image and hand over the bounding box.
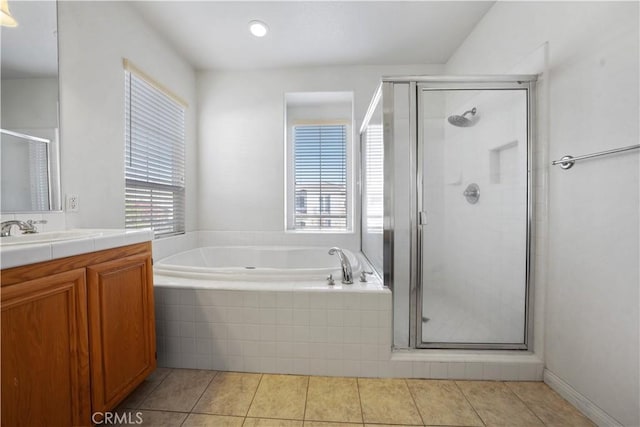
[360,76,536,350]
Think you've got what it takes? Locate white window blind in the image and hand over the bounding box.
[124,69,185,237]
[293,124,347,230]
[364,124,383,233]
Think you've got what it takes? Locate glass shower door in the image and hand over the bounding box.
[418,84,531,348]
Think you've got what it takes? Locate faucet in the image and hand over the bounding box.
[328,247,353,284]
[0,219,47,237]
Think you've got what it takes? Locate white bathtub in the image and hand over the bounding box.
[152,245,394,376]
[154,246,363,283]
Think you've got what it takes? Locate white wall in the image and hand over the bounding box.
[1,78,58,129]
[447,2,639,425]
[197,64,442,249]
[57,1,197,231]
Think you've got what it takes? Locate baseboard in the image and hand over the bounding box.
[543,369,622,427]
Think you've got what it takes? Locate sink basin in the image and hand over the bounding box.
[0,229,103,246]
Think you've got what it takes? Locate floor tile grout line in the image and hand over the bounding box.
[135,369,173,411]
[241,414,309,422]
[185,369,219,418]
[133,407,190,426]
[403,378,427,426]
[187,372,262,418]
[136,408,189,415]
[355,376,365,425]
[503,381,548,426]
[132,367,174,410]
[510,382,595,426]
[244,373,265,418]
[453,380,487,427]
[302,374,311,421]
[138,368,202,413]
[303,376,363,424]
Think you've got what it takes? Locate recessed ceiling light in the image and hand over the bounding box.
[249,20,268,37]
[0,0,18,27]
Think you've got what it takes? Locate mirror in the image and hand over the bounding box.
[1,0,61,212]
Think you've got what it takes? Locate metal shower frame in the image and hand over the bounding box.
[374,75,537,350]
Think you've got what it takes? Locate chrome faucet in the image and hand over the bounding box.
[328,247,353,284]
[0,219,47,237]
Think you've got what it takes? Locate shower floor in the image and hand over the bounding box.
[422,288,524,344]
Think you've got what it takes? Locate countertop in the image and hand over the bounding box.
[0,229,154,270]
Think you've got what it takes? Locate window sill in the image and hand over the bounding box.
[284,229,355,235]
[154,231,186,239]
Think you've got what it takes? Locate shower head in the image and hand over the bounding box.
[447,107,477,127]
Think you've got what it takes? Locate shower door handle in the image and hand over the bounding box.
[418,211,427,226]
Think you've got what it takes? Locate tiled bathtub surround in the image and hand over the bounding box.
[154,282,392,377]
[154,280,543,379]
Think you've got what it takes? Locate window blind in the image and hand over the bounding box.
[364,124,383,233]
[124,70,185,237]
[293,124,347,230]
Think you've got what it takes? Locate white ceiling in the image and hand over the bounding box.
[133,1,494,71]
[1,1,58,78]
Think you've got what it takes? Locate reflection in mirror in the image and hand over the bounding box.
[1,128,59,211]
[1,0,60,212]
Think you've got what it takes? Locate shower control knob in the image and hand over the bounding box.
[463,183,480,204]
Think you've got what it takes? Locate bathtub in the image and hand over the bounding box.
[154,246,363,284]
[153,245,394,376]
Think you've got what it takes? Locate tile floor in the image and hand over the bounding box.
[116,368,595,426]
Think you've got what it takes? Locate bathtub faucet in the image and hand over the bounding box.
[328,247,353,284]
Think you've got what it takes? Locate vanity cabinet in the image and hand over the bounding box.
[1,242,156,426]
[87,253,156,415]
[1,269,91,426]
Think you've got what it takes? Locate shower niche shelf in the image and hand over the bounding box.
[489,139,519,184]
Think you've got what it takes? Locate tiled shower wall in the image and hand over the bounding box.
[154,285,543,379]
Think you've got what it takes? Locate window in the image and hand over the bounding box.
[285,91,353,232]
[291,124,348,231]
[364,124,383,233]
[319,195,331,214]
[295,189,307,214]
[124,61,186,238]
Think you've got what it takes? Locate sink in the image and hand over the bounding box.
[0,229,104,246]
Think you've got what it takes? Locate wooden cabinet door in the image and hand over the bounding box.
[1,269,91,427]
[87,253,156,413]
